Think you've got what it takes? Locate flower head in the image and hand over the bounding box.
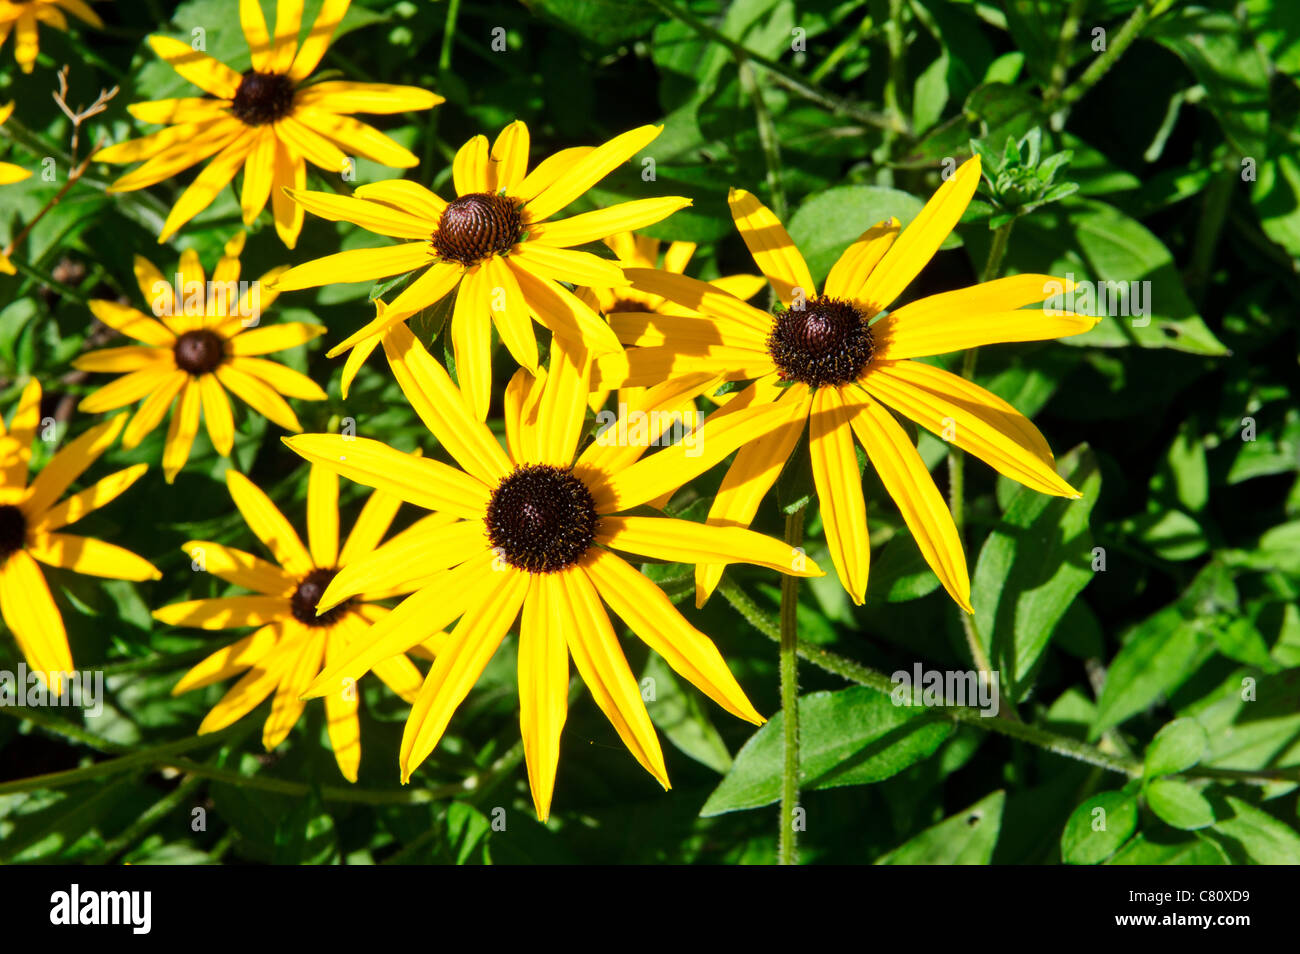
[74,232,326,482]
[272,120,690,409]
[0,380,159,688]
[93,0,442,245]
[0,0,102,74]
[283,325,822,819]
[156,465,435,781]
[595,156,1100,609]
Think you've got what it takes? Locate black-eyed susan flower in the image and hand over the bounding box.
[272,120,690,412]
[595,156,1100,610]
[0,101,32,275]
[74,232,326,483]
[156,466,436,781]
[282,324,822,819]
[0,0,101,74]
[94,0,442,246]
[0,380,159,687]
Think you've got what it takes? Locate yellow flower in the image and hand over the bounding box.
[595,156,1100,610]
[578,230,765,412]
[0,380,159,688]
[156,466,436,782]
[0,101,34,275]
[283,325,823,819]
[93,0,442,246]
[0,0,101,74]
[74,232,326,483]
[272,120,690,411]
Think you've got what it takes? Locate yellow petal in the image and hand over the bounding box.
[861,360,1080,498]
[181,539,297,596]
[323,627,362,780]
[307,463,339,568]
[844,390,972,612]
[283,433,491,519]
[161,378,202,482]
[808,386,869,604]
[296,106,419,168]
[623,266,772,336]
[148,35,243,98]
[582,549,762,724]
[87,299,175,347]
[338,484,404,566]
[226,468,313,576]
[263,625,324,749]
[32,464,149,534]
[599,515,821,578]
[22,413,126,518]
[525,125,662,222]
[561,565,668,787]
[856,156,981,314]
[381,322,513,483]
[0,551,72,680]
[449,264,492,421]
[512,146,593,204]
[285,188,432,239]
[159,129,259,242]
[320,516,484,609]
[197,373,235,457]
[519,574,570,820]
[123,372,187,449]
[509,242,626,289]
[823,217,899,300]
[727,188,816,306]
[399,567,529,781]
[530,197,692,249]
[589,398,789,512]
[214,362,302,432]
[296,81,444,114]
[490,120,530,192]
[288,0,349,80]
[25,532,161,582]
[172,624,280,694]
[154,594,289,629]
[535,337,590,466]
[874,309,1100,361]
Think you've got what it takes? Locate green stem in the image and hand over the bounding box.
[1051,0,1159,109]
[643,0,906,135]
[778,507,806,866]
[1045,0,1089,102]
[1185,169,1235,304]
[439,0,462,73]
[739,60,787,220]
[88,773,205,865]
[883,0,909,133]
[809,12,875,85]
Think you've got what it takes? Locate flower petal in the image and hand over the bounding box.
[808,386,869,604]
[727,188,816,306]
[519,574,570,820]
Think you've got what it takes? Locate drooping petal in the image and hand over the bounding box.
[843,390,972,612]
[399,566,529,781]
[518,574,570,820]
[161,378,202,483]
[561,565,669,787]
[808,386,869,604]
[582,549,762,724]
[861,360,1081,498]
[0,551,72,683]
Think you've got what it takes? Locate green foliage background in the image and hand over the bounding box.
[1,0,1298,865]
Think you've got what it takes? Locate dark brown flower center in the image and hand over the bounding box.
[485,465,599,573]
[173,329,226,375]
[291,567,349,627]
[230,70,296,126]
[0,505,26,562]
[432,192,524,266]
[767,296,874,387]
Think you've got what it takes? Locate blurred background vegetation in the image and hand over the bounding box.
[1,0,1298,864]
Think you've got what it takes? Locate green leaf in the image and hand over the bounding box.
[642,655,733,774]
[700,687,953,816]
[1061,790,1139,865]
[1123,509,1207,562]
[1146,778,1215,831]
[1106,832,1229,865]
[973,444,1101,699]
[1144,718,1208,778]
[786,184,961,285]
[876,790,1005,864]
[966,198,1229,356]
[1205,796,1300,864]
